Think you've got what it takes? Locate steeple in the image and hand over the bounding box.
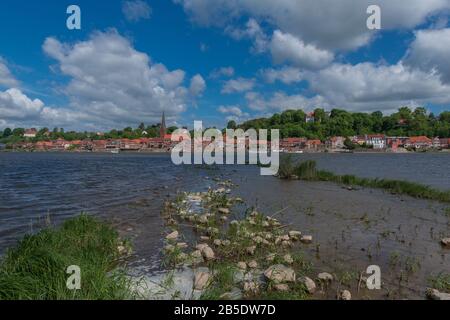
[160,111,166,139]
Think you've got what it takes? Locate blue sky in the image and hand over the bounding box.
[0,0,450,131]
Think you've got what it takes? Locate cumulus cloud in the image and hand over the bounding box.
[122,0,152,22]
[0,58,19,87]
[175,0,450,51]
[405,28,450,84]
[189,74,206,96]
[270,31,334,69]
[209,66,235,79]
[247,61,450,114]
[225,18,268,53]
[0,88,44,120]
[217,105,250,122]
[39,30,199,129]
[261,66,303,84]
[221,77,255,94]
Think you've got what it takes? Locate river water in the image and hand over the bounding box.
[0,152,449,299]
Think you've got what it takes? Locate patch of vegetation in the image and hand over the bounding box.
[0,214,132,300]
[278,156,450,203]
[428,273,450,292]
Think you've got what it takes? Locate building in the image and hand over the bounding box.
[160,111,166,139]
[24,128,37,138]
[439,138,450,149]
[326,136,345,149]
[305,112,315,123]
[365,134,386,149]
[305,139,322,150]
[404,136,432,149]
[280,137,307,151]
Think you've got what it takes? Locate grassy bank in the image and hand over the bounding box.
[278,155,450,203]
[0,215,132,300]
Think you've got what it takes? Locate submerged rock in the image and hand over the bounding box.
[441,238,450,247]
[264,265,296,284]
[166,231,179,241]
[339,290,352,300]
[299,276,316,294]
[317,272,334,282]
[426,288,450,300]
[194,269,211,290]
[300,235,313,244]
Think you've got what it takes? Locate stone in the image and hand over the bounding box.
[164,244,175,252]
[254,236,264,244]
[237,262,247,270]
[220,287,243,300]
[264,265,296,284]
[222,240,231,246]
[176,242,188,249]
[426,288,450,300]
[283,254,294,264]
[246,245,257,255]
[198,215,209,224]
[274,284,289,292]
[230,220,239,226]
[317,272,334,282]
[213,239,222,246]
[300,235,313,244]
[441,238,450,247]
[200,236,210,241]
[266,253,276,262]
[220,216,228,222]
[262,221,270,228]
[166,230,179,240]
[248,260,258,269]
[194,271,211,290]
[281,240,292,248]
[299,276,316,294]
[339,290,352,300]
[289,231,302,240]
[202,246,215,261]
[218,208,230,214]
[117,245,127,255]
[196,243,209,251]
[243,281,259,294]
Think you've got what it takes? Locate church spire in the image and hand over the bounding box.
[160,111,166,139]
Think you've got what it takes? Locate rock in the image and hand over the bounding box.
[218,208,230,214]
[202,246,215,261]
[190,250,204,264]
[117,245,127,255]
[426,288,450,300]
[200,236,210,241]
[300,235,313,244]
[283,254,294,264]
[246,245,257,255]
[262,221,270,228]
[248,260,258,269]
[289,231,301,240]
[254,236,264,244]
[243,281,259,295]
[220,287,243,300]
[237,262,247,270]
[264,265,296,284]
[222,240,231,246]
[274,284,289,292]
[166,231,179,241]
[299,276,316,294]
[176,242,188,249]
[198,215,209,224]
[266,253,276,262]
[194,270,211,290]
[339,290,352,300]
[317,272,334,282]
[230,220,239,226]
[441,238,450,247]
[213,239,222,246]
[196,243,209,251]
[220,216,228,222]
[164,244,175,252]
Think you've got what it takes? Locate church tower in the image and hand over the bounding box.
[160,111,166,139]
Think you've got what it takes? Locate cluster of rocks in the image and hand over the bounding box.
[151,185,355,300]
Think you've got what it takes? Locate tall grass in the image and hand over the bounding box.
[278,155,450,203]
[0,214,132,300]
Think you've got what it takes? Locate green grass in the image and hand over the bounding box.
[278,156,450,203]
[0,214,132,300]
[429,273,450,292]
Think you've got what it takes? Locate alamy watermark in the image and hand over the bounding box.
[170,121,280,176]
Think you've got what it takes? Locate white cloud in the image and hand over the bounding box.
[221,77,255,94]
[0,58,19,87]
[176,0,450,51]
[245,91,328,112]
[122,0,152,22]
[217,105,250,122]
[39,30,198,129]
[270,30,334,69]
[405,28,450,84]
[209,66,235,79]
[225,18,268,53]
[261,66,303,84]
[0,88,44,120]
[189,74,206,96]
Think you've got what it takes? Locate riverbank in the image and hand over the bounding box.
[277,156,450,203]
[0,215,132,299]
